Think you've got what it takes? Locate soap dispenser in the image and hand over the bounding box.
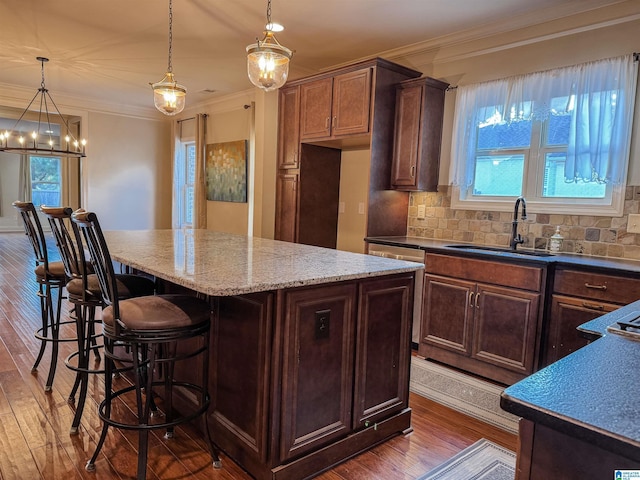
[548,226,564,253]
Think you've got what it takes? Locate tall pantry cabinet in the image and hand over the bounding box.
[274,58,422,248]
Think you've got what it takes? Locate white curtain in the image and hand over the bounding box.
[452,54,638,188]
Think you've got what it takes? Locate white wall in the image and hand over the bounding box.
[0,152,21,230]
[83,112,170,230]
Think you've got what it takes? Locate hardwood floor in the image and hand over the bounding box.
[0,232,516,479]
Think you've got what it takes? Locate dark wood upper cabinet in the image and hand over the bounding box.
[300,68,372,141]
[275,58,422,247]
[391,76,448,191]
[277,85,300,169]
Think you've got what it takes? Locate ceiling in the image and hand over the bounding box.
[0,0,624,113]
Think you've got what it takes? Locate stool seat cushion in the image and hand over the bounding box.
[35,260,66,280]
[102,294,210,331]
[66,274,155,300]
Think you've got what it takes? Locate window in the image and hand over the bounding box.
[30,156,62,206]
[451,54,638,215]
[175,142,196,228]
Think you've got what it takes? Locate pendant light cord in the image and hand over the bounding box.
[167,0,173,74]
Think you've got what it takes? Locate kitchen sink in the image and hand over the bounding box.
[445,244,555,257]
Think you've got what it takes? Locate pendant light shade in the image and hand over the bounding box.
[152,72,186,115]
[246,0,292,91]
[151,0,186,115]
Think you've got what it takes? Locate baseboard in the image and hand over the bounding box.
[410,356,519,434]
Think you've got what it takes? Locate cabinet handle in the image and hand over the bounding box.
[468,292,474,307]
[325,117,330,129]
[474,292,480,309]
[584,283,607,291]
[582,302,605,311]
[410,165,416,178]
[332,116,337,128]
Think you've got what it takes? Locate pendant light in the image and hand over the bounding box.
[151,0,186,116]
[246,0,292,92]
[0,57,86,158]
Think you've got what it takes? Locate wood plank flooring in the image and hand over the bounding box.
[0,231,516,479]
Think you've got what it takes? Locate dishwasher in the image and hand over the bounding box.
[367,243,425,347]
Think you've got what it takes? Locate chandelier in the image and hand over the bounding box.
[0,57,87,158]
[151,0,186,116]
[246,0,292,91]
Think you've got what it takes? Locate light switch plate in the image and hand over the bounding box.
[417,204,426,219]
[628,214,640,233]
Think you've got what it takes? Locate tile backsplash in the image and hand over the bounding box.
[408,186,640,260]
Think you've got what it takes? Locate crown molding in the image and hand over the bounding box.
[0,82,162,121]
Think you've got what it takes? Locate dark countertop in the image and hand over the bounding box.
[500,299,640,461]
[365,235,640,275]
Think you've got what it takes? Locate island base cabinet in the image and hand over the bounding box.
[516,419,639,479]
[210,274,414,480]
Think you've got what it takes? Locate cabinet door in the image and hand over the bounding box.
[277,85,300,169]
[391,83,422,188]
[331,68,372,137]
[300,78,333,140]
[473,284,540,374]
[353,274,413,429]
[422,274,474,355]
[545,294,618,365]
[274,172,298,242]
[279,283,356,461]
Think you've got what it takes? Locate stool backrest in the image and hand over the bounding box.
[40,206,85,281]
[12,200,50,268]
[71,210,120,319]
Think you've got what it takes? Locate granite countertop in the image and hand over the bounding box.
[365,235,640,274]
[500,299,640,461]
[103,230,422,296]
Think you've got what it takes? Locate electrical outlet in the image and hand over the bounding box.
[315,310,330,340]
[628,214,640,233]
[417,204,426,219]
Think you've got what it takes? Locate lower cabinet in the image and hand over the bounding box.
[210,273,414,480]
[420,253,544,385]
[545,294,618,364]
[544,268,640,365]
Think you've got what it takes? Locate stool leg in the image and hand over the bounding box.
[32,281,49,373]
[44,282,63,392]
[85,339,114,472]
[136,343,155,480]
[70,303,90,434]
[200,332,222,468]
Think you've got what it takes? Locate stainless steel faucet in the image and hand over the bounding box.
[510,196,527,251]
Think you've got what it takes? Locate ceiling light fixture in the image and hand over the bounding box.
[246,0,292,92]
[151,0,186,116]
[0,57,86,158]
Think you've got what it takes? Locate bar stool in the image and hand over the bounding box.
[41,206,156,434]
[72,210,221,479]
[12,200,73,392]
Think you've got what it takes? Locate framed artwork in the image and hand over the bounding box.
[205,139,248,203]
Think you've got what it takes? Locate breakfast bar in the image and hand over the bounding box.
[102,229,422,480]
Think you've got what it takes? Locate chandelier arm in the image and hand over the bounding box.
[5,90,42,132]
[43,91,80,143]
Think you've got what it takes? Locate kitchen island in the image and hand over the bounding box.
[500,300,640,479]
[103,229,422,480]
